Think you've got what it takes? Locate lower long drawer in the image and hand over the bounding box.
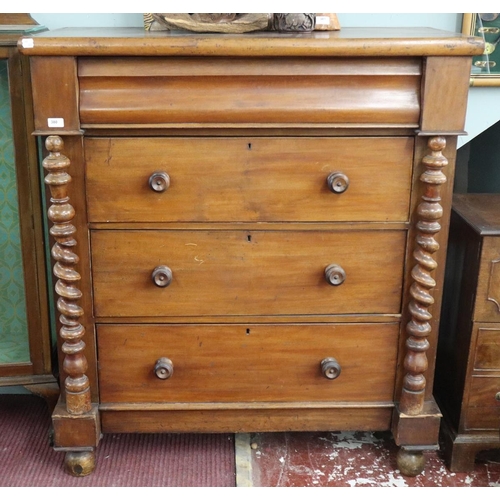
[97,323,399,404]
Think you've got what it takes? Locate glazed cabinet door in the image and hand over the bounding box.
[0,19,56,394]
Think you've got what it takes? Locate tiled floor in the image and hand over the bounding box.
[242,431,500,487]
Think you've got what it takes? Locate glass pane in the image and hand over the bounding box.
[0,58,30,364]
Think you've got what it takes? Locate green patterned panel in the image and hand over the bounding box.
[0,59,30,364]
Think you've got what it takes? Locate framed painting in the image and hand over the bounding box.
[463,13,500,86]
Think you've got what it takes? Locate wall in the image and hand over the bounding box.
[29,12,500,147]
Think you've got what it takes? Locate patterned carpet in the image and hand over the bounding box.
[0,394,236,487]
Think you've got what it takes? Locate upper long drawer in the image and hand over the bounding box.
[85,137,413,223]
[78,57,421,126]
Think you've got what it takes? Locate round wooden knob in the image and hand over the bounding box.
[154,357,174,379]
[327,172,349,193]
[149,171,170,192]
[321,357,341,380]
[152,265,172,287]
[324,264,346,286]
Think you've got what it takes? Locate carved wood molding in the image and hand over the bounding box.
[144,13,340,33]
[400,136,447,416]
[43,135,91,415]
[487,258,500,312]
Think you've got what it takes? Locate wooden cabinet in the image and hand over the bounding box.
[0,15,57,400]
[435,194,500,471]
[19,27,483,477]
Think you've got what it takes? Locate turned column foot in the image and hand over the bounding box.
[64,450,96,477]
[396,448,426,477]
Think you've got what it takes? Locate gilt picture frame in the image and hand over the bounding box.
[462,13,500,86]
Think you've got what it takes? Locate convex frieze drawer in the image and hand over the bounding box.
[77,57,422,126]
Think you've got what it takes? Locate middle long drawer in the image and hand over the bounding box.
[91,229,406,318]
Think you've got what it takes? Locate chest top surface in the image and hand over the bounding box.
[17,26,484,57]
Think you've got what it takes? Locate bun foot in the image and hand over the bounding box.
[64,450,96,477]
[396,448,425,477]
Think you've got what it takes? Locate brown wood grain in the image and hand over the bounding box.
[91,229,406,318]
[22,28,481,473]
[79,72,420,126]
[395,136,458,403]
[97,323,399,404]
[101,406,393,434]
[452,193,500,236]
[434,212,482,434]
[467,376,500,409]
[85,137,413,223]
[474,237,500,322]
[420,57,473,133]
[18,27,485,58]
[465,407,500,430]
[0,13,37,25]
[435,198,500,468]
[474,328,500,370]
[30,56,80,133]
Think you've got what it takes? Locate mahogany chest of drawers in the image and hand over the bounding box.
[436,194,500,471]
[19,27,483,477]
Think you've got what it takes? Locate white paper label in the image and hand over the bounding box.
[315,16,330,25]
[21,38,34,48]
[48,118,65,128]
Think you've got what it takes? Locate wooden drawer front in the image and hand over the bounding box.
[85,137,413,223]
[91,229,406,318]
[78,57,421,126]
[466,376,500,430]
[97,323,399,404]
[474,327,500,370]
[474,237,500,322]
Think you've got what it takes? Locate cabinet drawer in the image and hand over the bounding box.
[474,327,500,370]
[473,237,500,322]
[91,229,406,318]
[78,56,421,126]
[466,376,500,429]
[85,137,413,223]
[97,323,399,404]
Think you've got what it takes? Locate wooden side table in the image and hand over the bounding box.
[436,193,500,471]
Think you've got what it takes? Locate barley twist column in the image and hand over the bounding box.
[43,135,91,416]
[400,136,447,416]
